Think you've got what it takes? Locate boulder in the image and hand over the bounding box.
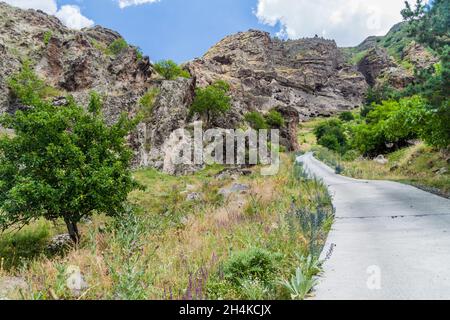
[374,155,389,165]
[219,183,250,197]
[47,234,73,253]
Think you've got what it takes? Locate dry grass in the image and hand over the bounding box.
[0,154,332,300]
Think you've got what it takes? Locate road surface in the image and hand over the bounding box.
[297,152,450,300]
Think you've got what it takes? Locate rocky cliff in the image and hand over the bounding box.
[0,2,432,174]
[187,30,368,123]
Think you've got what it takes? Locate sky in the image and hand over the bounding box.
[3,0,416,63]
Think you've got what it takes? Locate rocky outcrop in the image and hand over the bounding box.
[357,47,396,86]
[187,30,368,123]
[0,2,157,166]
[357,47,414,90]
[403,41,439,70]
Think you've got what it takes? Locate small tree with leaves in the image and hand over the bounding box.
[190,80,231,127]
[0,65,141,244]
[153,60,190,80]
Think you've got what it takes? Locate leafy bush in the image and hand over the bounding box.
[153,60,190,80]
[313,119,347,154]
[280,267,316,300]
[0,65,141,243]
[190,80,231,126]
[139,88,160,121]
[245,112,268,130]
[223,247,280,285]
[7,61,59,105]
[339,111,355,122]
[108,38,128,56]
[351,96,430,155]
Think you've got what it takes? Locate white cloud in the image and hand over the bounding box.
[55,5,94,30]
[255,0,422,46]
[3,0,94,30]
[117,0,160,9]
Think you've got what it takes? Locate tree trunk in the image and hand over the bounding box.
[65,219,80,244]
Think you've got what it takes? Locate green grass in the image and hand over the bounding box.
[0,154,333,300]
[0,220,56,270]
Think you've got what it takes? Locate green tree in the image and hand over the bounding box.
[314,119,348,154]
[350,96,430,155]
[339,111,355,122]
[153,60,190,80]
[190,80,231,127]
[7,60,58,106]
[0,66,140,244]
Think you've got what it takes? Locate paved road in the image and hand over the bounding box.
[297,152,450,300]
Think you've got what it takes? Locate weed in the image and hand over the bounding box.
[280,267,317,300]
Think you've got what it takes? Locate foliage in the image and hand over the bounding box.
[339,111,355,122]
[351,96,430,155]
[0,66,140,243]
[401,0,450,54]
[313,119,347,154]
[280,267,317,300]
[7,61,60,106]
[265,110,285,128]
[135,47,144,61]
[139,88,160,121]
[223,247,280,285]
[153,60,190,80]
[245,110,286,130]
[365,84,401,106]
[190,80,231,126]
[43,31,52,46]
[108,38,128,56]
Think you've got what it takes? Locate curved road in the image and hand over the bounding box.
[297,152,450,300]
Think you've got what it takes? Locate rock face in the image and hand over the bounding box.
[402,41,439,70]
[358,47,414,90]
[187,30,368,123]
[1,3,432,175]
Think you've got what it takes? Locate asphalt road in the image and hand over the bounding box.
[297,152,450,300]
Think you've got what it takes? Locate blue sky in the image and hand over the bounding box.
[58,0,277,63]
[5,0,412,63]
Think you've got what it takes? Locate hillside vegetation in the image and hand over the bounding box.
[299,0,449,197]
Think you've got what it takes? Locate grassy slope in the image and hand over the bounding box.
[0,154,333,300]
[299,119,450,198]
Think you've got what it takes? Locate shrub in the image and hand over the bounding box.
[351,96,430,155]
[190,80,231,126]
[339,111,355,122]
[244,112,268,130]
[313,119,347,154]
[0,66,141,243]
[108,38,128,56]
[153,60,190,80]
[265,110,285,128]
[280,267,316,300]
[223,247,280,285]
[318,133,341,153]
[43,31,52,45]
[139,88,160,121]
